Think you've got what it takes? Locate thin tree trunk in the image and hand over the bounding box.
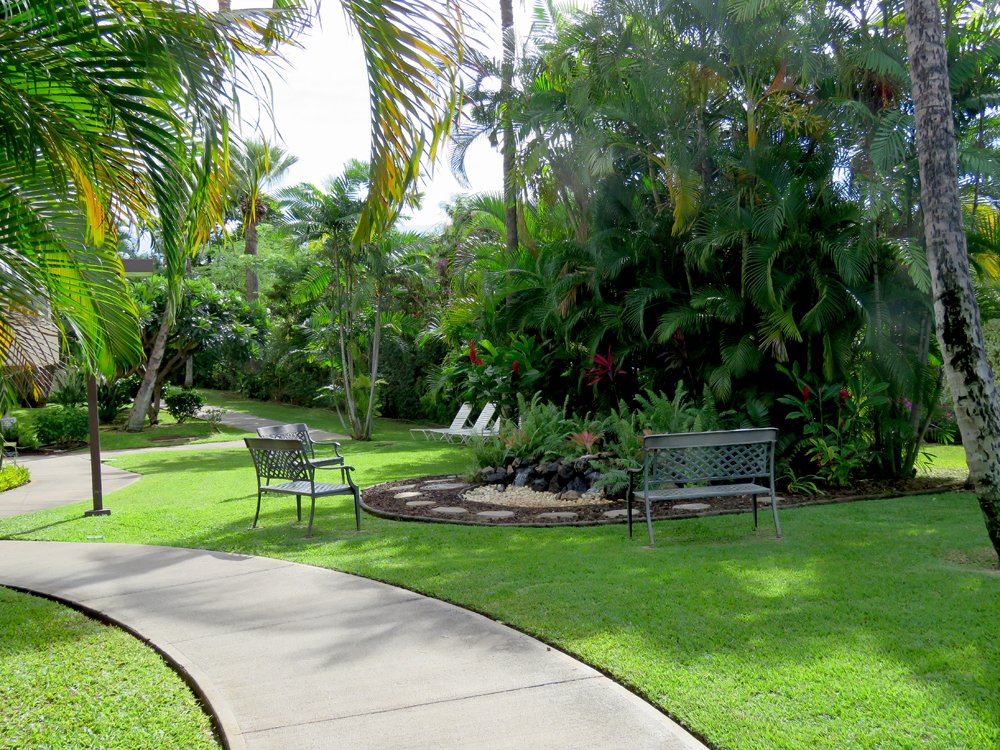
[500,0,518,256]
[245,221,259,302]
[364,302,382,439]
[906,0,1000,558]
[125,300,174,432]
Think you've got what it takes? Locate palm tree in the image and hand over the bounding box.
[0,0,304,406]
[228,138,298,301]
[283,164,427,439]
[905,0,1000,557]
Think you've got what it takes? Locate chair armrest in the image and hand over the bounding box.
[311,437,344,458]
[338,464,359,488]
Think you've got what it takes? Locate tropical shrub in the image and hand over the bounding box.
[34,406,88,446]
[49,369,87,408]
[777,364,890,487]
[163,389,205,423]
[0,464,30,492]
[497,393,571,462]
[432,336,545,417]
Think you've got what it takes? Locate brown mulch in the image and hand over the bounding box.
[361,475,969,527]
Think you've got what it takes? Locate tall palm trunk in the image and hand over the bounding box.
[500,0,518,255]
[906,0,1000,557]
[125,297,175,432]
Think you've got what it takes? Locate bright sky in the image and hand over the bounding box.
[231,1,590,230]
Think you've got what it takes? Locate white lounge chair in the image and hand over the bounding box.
[410,403,473,441]
[446,403,499,444]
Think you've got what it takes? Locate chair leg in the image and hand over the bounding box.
[253,491,262,528]
[296,495,302,522]
[307,496,317,537]
[771,494,782,538]
[353,488,361,531]
[752,495,758,528]
[645,495,656,547]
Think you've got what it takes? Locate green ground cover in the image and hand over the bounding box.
[0,587,218,750]
[11,405,248,452]
[0,426,996,750]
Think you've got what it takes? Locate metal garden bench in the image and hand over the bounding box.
[244,437,361,536]
[256,423,344,470]
[628,428,781,545]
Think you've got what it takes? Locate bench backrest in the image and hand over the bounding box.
[643,428,778,485]
[257,423,314,455]
[245,437,311,483]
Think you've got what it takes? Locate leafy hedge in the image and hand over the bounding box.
[0,464,30,492]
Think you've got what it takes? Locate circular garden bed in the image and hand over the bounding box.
[360,474,968,527]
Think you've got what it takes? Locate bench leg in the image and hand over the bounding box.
[253,491,262,529]
[771,493,782,538]
[752,495,758,528]
[306,496,317,537]
[645,495,655,547]
[296,495,302,522]
[628,501,633,538]
[353,488,361,531]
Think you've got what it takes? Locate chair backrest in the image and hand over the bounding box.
[448,403,474,430]
[469,403,497,432]
[643,428,778,485]
[245,437,311,483]
[257,423,313,455]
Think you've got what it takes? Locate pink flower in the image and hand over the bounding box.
[839,389,851,401]
[512,360,519,374]
[469,341,477,363]
[802,386,810,401]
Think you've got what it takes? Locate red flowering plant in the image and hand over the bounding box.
[777,363,889,487]
[584,347,626,387]
[438,335,543,416]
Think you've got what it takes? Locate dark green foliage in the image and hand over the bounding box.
[379,337,448,420]
[163,389,204,423]
[97,375,140,424]
[34,406,88,446]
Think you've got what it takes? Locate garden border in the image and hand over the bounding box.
[359,480,969,528]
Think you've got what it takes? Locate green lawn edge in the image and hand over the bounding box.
[0,586,219,750]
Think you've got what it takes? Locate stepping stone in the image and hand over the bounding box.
[673,503,711,512]
[535,511,578,520]
[602,509,631,519]
[394,484,418,491]
[430,506,468,515]
[394,491,423,499]
[405,500,435,507]
[476,510,515,519]
[422,482,466,490]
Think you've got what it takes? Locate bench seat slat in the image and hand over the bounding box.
[644,482,770,501]
[262,480,355,497]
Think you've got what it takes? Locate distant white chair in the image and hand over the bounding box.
[446,403,499,444]
[410,403,473,441]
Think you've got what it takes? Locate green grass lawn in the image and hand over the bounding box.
[0,587,218,749]
[0,429,996,750]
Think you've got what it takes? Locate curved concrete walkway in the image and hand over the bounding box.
[0,541,706,750]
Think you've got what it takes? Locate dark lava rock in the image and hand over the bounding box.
[531,479,549,492]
